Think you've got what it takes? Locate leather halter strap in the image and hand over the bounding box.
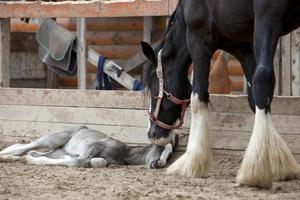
[148,50,190,130]
[149,91,190,130]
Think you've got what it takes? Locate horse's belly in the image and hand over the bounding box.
[212,0,254,42]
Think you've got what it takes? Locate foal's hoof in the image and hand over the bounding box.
[150,159,166,169]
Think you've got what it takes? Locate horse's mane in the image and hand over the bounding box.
[142,9,179,95]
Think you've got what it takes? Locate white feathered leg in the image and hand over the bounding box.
[167,93,212,177]
[237,107,300,188]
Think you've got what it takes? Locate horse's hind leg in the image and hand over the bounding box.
[0,128,75,156]
[237,1,300,188]
[230,43,256,112]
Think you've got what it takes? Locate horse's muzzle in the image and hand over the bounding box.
[148,125,173,146]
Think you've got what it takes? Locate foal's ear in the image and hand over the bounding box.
[141,41,157,65]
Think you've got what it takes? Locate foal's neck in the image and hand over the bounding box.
[125,145,153,165]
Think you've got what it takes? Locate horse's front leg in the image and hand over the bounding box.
[167,31,213,178]
[237,0,300,188]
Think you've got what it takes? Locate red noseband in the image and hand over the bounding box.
[148,92,190,130]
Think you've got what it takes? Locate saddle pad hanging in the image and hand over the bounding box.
[36,19,77,76]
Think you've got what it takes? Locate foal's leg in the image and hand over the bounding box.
[25,154,84,167]
[167,30,213,177]
[237,1,300,188]
[0,128,75,156]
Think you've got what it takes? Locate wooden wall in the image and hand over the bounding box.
[59,17,165,89]
[274,28,300,96]
[0,88,299,154]
[10,17,165,89]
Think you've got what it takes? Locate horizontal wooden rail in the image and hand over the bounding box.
[0,0,177,18]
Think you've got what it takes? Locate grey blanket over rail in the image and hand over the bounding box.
[36,19,77,76]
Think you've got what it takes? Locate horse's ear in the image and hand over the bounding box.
[141,41,157,65]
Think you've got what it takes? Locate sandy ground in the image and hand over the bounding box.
[0,149,299,200]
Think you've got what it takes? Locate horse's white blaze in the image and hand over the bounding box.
[167,93,212,177]
[237,107,300,188]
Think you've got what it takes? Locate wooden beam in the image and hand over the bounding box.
[0,0,169,18]
[1,88,300,115]
[77,18,87,90]
[281,34,292,96]
[122,40,161,72]
[0,19,10,87]
[47,68,59,89]
[143,16,153,43]
[0,88,146,109]
[291,28,300,96]
[169,0,178,15]
[87,48,139,90]
[273,42,281,95]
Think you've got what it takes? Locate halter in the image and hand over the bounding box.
[148,50,190,130]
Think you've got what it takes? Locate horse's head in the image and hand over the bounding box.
[141,7,192,146]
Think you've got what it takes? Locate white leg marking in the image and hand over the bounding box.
[0,143,29,156]
[89,158,107,168]
[158,143,173,167]
[146,101,152,133]
[167,93,213,177]
[0,154,22,162]
[25,154,78,167]
[237,107,300,188]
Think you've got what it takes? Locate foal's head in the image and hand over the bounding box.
[142,7,192,145]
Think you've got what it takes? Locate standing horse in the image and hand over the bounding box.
[141,0,300,188]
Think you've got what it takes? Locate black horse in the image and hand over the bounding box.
[141,0,300,188]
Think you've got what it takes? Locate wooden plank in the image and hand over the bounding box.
[0,105,148,127]
[77,18,87,90]
[11,52,46,79]
[183,112,300,135]
[1,120,299,154]
[86,31,143,45]
[143,16,153,43]
[1,88,300,115]
[281,34,292,96]
[273,42,281,95]
[0,18,10,87]
[11,32,38,52]
[0,88,146,109]
[47,68,59,89]
[169,0,178,14]
[90,45,139,60]
[177,130,300,154]
[1,104,300,135]
[209,94,300,115]
[122,40,161,72]
[0,0,169,18]
[0,121,149,146]
[87,48,139,90]
[10,79,47,88]
[291,28,300,96]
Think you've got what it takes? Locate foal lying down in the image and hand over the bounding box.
[0,126,175,169]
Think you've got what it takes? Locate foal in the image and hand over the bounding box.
[0,126,175,169]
